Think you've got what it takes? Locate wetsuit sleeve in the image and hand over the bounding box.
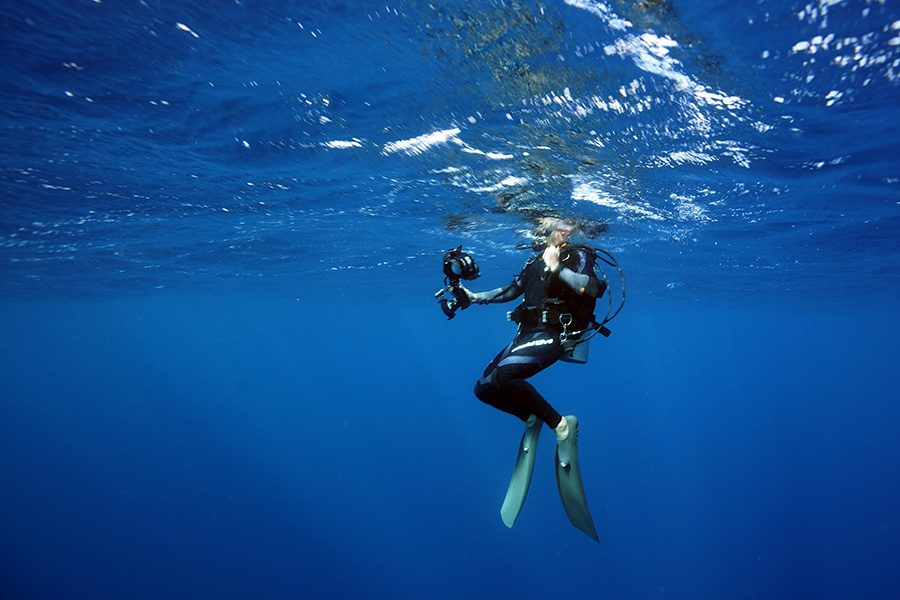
[557,249,605,298]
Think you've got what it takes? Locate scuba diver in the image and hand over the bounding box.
[459,218,607,541]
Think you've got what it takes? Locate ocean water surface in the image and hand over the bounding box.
[2,1,899,599]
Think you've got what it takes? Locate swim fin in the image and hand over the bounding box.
[555,415,599,542]
[500,414,542,528]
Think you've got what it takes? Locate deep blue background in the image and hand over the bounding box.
[2,0,900,598]
[2,297,898,599]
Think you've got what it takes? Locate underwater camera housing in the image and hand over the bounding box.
[435,245,480,320]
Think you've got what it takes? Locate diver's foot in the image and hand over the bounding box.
[556,415,578,468]
[554,416,569,441]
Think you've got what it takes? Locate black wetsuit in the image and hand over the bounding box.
[473,246,603,428]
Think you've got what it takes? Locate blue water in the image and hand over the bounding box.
[2,1,899,598]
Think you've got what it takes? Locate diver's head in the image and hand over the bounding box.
[538,218,576,247]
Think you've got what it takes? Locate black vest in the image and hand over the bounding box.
[517,247,597,330]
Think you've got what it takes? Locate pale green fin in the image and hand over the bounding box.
[555,415,599,542]
[500,415,541,528]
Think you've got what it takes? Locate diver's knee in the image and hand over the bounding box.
[474,372,499,401]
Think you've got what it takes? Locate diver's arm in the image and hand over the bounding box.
[549,247,605,298]
[557,267,604,298]
[465,282,523,304]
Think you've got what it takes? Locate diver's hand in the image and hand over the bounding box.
[542,244,560,272]
[460,286,478,303]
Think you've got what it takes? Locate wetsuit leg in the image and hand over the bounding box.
[474,329,564,427]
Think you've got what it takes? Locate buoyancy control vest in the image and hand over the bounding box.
[511,243,605,332]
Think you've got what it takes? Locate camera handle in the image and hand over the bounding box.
[435,279,472,320]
